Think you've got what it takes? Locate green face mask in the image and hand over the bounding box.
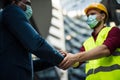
[86,15,99,29]
[25,5,33,19]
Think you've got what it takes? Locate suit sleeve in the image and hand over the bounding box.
[3,5,64,66]
[33,59,54,72]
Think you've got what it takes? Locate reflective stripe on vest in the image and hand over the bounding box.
[83,27,120,80]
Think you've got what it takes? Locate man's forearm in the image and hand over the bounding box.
[76,45,111,62]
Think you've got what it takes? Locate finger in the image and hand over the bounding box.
[59,51,67,57]
[59,50,68,54]
[62,61,70,70]
[59,58,71,69]
[59,58,67,67]
[62,54,66,57]
[59,56,69,68]
[62,52,67,57]
[61,60,74,69]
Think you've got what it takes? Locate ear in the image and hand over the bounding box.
[101,13,105,20]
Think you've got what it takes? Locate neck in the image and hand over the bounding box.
[94,22,104,35]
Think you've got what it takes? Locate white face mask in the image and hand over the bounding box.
[25,5,33,19]
[86,15,99,29]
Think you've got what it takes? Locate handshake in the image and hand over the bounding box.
[58,50,83,70]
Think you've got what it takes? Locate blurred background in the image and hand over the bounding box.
[31,0,120,80]
[0,0,120,80]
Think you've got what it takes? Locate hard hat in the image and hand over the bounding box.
[84,3,108,18]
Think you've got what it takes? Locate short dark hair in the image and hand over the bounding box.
[2,0,21,8]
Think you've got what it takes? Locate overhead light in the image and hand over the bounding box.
[66,35,72,40]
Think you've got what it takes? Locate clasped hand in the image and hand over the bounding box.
[58,50,79,70]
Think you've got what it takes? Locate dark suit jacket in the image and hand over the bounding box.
[0,4,63,80]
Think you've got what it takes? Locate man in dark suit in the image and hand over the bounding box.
[0,0,64,80]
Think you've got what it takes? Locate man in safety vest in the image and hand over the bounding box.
[59,3,120,80]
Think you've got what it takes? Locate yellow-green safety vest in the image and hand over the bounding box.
[83,27,120,80]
